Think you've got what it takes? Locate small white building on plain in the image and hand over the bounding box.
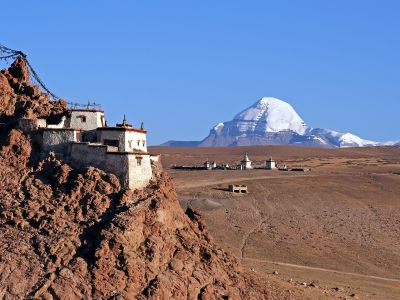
[204,160,211,170]
[266,157,276,170]
[240,152,253,170]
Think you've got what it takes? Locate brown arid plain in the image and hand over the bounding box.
[150,145,400,299]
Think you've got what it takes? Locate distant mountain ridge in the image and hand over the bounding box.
[162,97,398,148]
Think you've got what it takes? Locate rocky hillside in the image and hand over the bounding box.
[0,58,67,121]
[0,60,277,299]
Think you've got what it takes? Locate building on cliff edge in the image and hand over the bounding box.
[18,108,160,190]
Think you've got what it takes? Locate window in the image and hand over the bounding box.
[142,140,146,147]
[103,139,119,147]
[78,115,87,123]
[128,140,132,148]
[136,157,142,166]
[137,140,140,147]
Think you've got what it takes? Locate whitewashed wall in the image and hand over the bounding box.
[42,129,79,155]
[69,111,104,131]
[70,143,152,190]
[124,131,147,152]
[127,154,152,189]
[97,129,147,152]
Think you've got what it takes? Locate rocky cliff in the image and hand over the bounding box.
[0,60,271,299]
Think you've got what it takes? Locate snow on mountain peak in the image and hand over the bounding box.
[258,97,286,107]
[233,97,309,135]
[163,96,398,148]
[213,122,225,134]
[338,133,379,147]
[181,96,389,148]
[214,122,224,130]
[310,128,380,148]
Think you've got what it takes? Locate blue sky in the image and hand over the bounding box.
[2,1,399,144]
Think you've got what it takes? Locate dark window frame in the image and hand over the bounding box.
[78,115,87,123]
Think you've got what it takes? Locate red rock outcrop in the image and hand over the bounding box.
[0,60,272,299]
[0,58,67,121]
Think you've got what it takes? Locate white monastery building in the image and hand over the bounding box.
[19,108,158,190]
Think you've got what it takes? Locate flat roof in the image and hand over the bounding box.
[70,109,104,113]
[106,151,150,156]
[42,128,84,131]
[97,127,147,134]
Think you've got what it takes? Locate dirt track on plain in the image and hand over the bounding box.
[152,145,400,299]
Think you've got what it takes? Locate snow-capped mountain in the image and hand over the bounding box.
[162,97,395,148]
[231,97,309,135]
